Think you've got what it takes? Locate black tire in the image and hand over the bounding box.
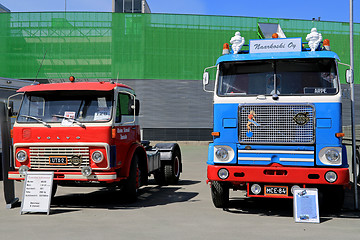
[356,147,360,183]
[153,169,165,185]
[51,181,58,198]
[122,154,140,203]
[319,185,344,213]
[164,148,181,185]
[211,181,229,208]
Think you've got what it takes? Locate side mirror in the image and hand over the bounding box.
[346,69,353,84]
[129,99,140,116]
[8,101,14,117]
[135,99,140,116]
[203,71,209,86]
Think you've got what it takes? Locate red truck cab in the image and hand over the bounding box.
[9,81,181,202]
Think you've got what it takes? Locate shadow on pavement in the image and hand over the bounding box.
[50,179,200,211]
[222,187,360,222]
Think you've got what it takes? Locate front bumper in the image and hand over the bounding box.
[9,171,122,183]
[207,164,349,185]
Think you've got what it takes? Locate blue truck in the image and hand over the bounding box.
[203,30,349,209]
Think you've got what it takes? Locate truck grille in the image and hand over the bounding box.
[29,146,90,169]
[239,104,314,144]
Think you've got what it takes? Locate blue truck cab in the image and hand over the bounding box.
[203,31,349,209]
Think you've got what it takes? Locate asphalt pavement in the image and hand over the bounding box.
[1,143,360,240]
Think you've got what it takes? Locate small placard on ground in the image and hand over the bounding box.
[21,171,54,215]
[293,188,320,223]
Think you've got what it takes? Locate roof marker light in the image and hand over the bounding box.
[69,76,75,82]
[272,33,279,38]
[222,43,230,55]
[323,39,330,51]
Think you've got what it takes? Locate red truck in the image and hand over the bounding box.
[8,79,182,202]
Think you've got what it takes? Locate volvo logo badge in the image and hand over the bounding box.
[70,156,83,166]
[293,112,309,126]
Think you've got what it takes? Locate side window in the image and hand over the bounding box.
[116,93,131,123]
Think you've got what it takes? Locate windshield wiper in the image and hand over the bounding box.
[52,115,86,128]
[19,115,51,128]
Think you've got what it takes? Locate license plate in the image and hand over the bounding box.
[264,186,288,196]
[49,156,68,165]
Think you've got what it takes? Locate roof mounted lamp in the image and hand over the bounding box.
[222,43,230,55]
[323,39,331,51]
[230,31,245,54]
[306,28,322,51]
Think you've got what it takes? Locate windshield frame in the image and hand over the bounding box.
[16,90,115,124]
[216,58,339,97]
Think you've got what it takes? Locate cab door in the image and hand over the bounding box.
[113,91,138,168]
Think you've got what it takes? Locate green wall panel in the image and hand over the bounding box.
[0,12,359,83]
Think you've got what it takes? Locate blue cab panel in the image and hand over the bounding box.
[210,102,347,168]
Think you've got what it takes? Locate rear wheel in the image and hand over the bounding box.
[211,181,229,208]
[164,148,181,185]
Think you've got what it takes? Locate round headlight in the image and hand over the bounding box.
[215,147,229,161]
[81,166,92,177]
[325,171,338,183]
[218,168,229,180]
[92,151,104,163]
[16,150,27,162]
[325,149,340,162]
[251,184,261,195]
[291,185,301,195]
[19,165,29,175]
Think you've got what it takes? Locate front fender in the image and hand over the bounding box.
[119,142,147,178]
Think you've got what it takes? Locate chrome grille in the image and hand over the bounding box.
[239,104,314,144]
[29,146,90,169]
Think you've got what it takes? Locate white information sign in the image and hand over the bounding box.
[21,171,54,215]
[293,188,320,223]
[249,38,302,54]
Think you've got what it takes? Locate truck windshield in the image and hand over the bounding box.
[17,91,113,123]
[217,58,338,96]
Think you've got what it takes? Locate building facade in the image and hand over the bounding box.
[0,12,359,140]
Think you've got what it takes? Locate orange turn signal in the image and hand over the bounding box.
[211,132,220,137]
[112,128,116,138]
[335,132,345,138]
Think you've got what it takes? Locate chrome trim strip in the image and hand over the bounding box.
[238,157,272,161]
[279,158,314,162]
[238,150,314,154]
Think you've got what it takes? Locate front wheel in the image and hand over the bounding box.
[319,185,344,213]
[122,155,140,203]
[211,181,229,208]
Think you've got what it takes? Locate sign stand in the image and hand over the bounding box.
[293,188,320,223]
[20,171,54,215]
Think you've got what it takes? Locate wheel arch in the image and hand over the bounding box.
[155,142,182,172]
[121,143,148,178]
